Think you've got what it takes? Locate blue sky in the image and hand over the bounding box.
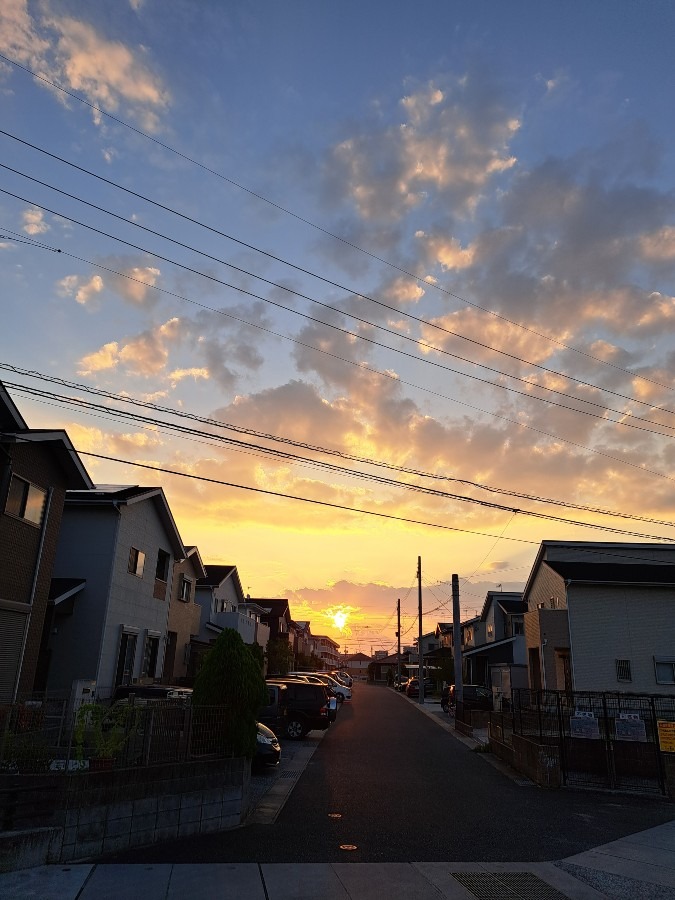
[2,1,675,650]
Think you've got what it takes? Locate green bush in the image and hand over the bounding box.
[192,628,267,759]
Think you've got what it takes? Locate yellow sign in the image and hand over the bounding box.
[657,720,675,753]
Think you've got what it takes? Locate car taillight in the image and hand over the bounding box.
[320,705,328,716]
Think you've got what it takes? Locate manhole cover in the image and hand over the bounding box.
[339,844,358,851]
[451,872,569,899]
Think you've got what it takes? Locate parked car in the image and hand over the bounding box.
[258,682,288,737]
[266,679,334,739]
[309,673,352,702]
[449,684,493,710]
[393,675,409,692]
[330,671,353,688]
[254,721,281,768]
[405,678,435,698]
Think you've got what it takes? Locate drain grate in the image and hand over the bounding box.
[279,770,303,779]
[451,872,569,899]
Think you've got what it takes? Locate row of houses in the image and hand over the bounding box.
[376,541,675,701]
[0,382,340,704]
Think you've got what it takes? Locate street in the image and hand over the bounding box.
[108,682,674,864]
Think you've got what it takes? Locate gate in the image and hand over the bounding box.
[512,690,674,796]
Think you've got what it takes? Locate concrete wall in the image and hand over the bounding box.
[0,757,249,872]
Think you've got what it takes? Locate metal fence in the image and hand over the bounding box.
[0,697,233,776]
[491,689,675,795]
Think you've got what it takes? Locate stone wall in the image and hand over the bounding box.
[0,756,250,872]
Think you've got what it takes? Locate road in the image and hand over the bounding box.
[109,682,674,864]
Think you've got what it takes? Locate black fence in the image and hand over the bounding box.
[491,689,675,795]
[0,696,233,778]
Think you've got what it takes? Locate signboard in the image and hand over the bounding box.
[657,720,675,753]
[570,711,600,739]
[615,714,646,743]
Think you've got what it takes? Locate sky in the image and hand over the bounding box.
[2,0,675,654]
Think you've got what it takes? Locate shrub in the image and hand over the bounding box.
[192,628,267,758]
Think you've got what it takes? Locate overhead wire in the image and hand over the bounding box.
[3,130,674,413]
[4,165,675,438]
[6,377,675,541]
[1,52,671,397]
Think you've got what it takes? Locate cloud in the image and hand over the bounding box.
[58,273,104,305]
[77,341,120,374]
[22,207,49,235]
[77,317,182,376]
[105,262,161,306]
[168,367,209,387]
[0,1,169,131]
[639,226,675,262]
[324,73,520,221]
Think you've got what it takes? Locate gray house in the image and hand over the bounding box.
[524,540,675,695]
[45,485,184,699]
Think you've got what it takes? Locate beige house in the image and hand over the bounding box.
[164,545,205,683]
[524,541,675,695]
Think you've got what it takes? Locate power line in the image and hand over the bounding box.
[3,130,673,413]
[5,367,675,536]
[4,184,675,449]
[1,53,669,396]
[5,163,675,436]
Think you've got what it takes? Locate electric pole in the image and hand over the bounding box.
[418,555,424,704]
[452,574,463,707]
[396,598,401,685]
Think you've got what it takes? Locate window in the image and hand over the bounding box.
[141,633,160,679]
[487,624,494,638]
[5,475,47,526]
[155,549,170,582]
[514,621,525,635]
[128,547,145,577]
[115,631,138,686]
[654,657,675,685]
[179,575,193,603]
[615,659,632,682]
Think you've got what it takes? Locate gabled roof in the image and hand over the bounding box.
[545,560,675,586]
[184,546,206,579]
[347,652,371,662]
[0,382,28,430]
[65,485,184,557]
[480,591,525,621]
[198,564,237,587]
[255,599,291,620]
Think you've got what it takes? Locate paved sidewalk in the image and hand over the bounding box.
[1,824,674,900]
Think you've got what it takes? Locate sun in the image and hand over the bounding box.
[332,609,349,631]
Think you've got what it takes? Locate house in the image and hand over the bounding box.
[163,545,206,683]
[0,383,93,701]
[45,485,184,699]
[344,651,371,681]
[461,591,528,700]
[255,598,292,644]
[194,566,269,649]
[312,634,340,670]
[523,540,675,695]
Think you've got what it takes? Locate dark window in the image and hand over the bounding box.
[654,657,675,685]
[5,475,47,526]
[514,621,524,635]
[142,635,160,678]
[615,659,632,682]
[179,575,192,603]
[128,547,145,577]
[115,632,138,686]
[155,549,170,582]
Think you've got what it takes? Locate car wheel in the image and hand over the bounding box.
[286,719,305,740]
[337,694,344,704]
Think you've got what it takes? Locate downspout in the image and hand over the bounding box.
[565,578,575,691]
[540,638,548,691]
[14,487,53,700]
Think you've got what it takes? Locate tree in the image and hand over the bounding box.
[192,628,267,758]
[266,637,294,675]
[247,641,265,673]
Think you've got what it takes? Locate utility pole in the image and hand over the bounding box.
[452,574,463,708]
[418,555,424,704]
[396,598,401,685]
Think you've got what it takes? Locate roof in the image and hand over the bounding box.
[48,577,86,604]
[523,540,675,599]
[346,652,371,662]
[66,485,184,557]
[198,564,237,587]
[480,591,525,621]
[545,560,675,586]
[255,599,291,620]
[462,636,517,658]
[184,546,206,579]
[0,382,28,430]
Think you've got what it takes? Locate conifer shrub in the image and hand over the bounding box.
[192,628,267,759]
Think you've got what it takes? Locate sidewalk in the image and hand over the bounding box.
[1,824,674,900]
[1,694,673,898]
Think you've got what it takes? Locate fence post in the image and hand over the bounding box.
[650,696,667,796]
[601,693,615,790]
[537,691,543,743]
[556,691,567,786]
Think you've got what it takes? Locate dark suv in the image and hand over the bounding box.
[266,678,333,739]
[450,684,493,710]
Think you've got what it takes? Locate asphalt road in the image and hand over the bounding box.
[109,682,674,864]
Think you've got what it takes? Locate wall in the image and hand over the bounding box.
[0,757,249,872]
[165,554,202,681]
[49,506,117,695]
[568,585,675,694]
